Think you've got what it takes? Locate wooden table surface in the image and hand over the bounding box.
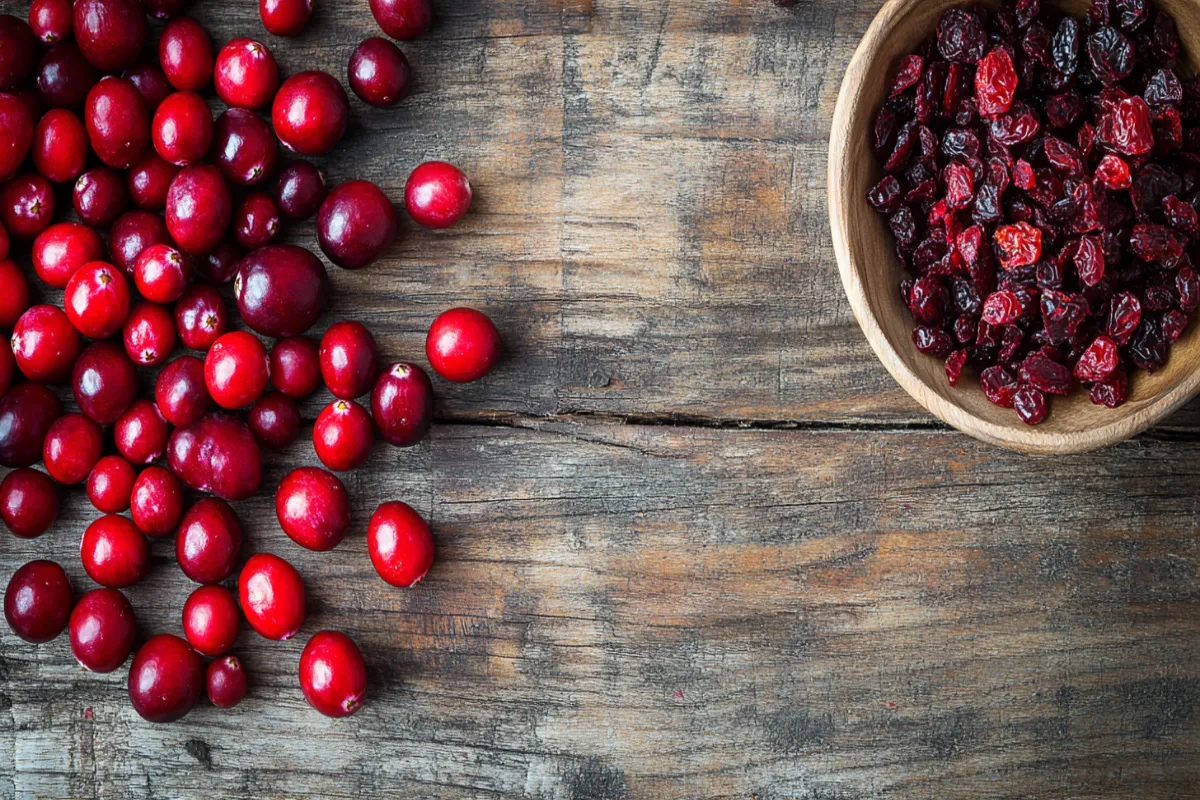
[4,1,1200,798]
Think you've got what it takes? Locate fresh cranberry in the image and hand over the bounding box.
[314,400,374,472]
[37,43,98,111]
[215,39,279,110]
[127,153,179,209]
[235,245,329,338]
[369,0,432,40]
[145,0,189,19]
[159,17,213,92]
[239,552,306,640]
[182,585,239,656]
[69,588,136,672]
[271,336,321,397]
[367,501,434,587]
[81,514,149,588]
[134,243,191,303]
[152,91,213,166]
[4,560,71,643]
[86,455,135,513]
[155,355,210,426]
[405,161,472,229]
[109,210,171,278]
[249,392,301,448]
[73,166,128,227]
[167,164,234,255]
[72,340,137,424]
[176,497,242,583]
[84,76,149,169]
[196,237,244,284]
[0,173,56,239]
[114,399,169,464]
[122,62,172,110]
[207,656,248,708]
[205,331,270,409]
[0,15,38,90]
[0,383,62,467]
[276,467,351,551]
[130,466,184,537]
[174,284,227,351]
[299,631,367,717]
[426,307,500,382]
[273,160,326,220]
[128,634,204,723]
[65,261,131,339]
[371,362,433,447]
[74,0,146,73]
[32,221,104,288]
[318,180,398,269]
[348,38,412,108]
[320,321,378,399]
[29,0,71,45]
[168,413,263,500]
[0,468,59,538]
[32,109,88,183]
[12,304,80,383]
[0,259,29,328]
[42,412,102,485]
[260,0,313,37]
[212,108,278,186]
[122,300,177,366]
[0,93,34,180]
[235,193,282,249]
[272,72,349,156]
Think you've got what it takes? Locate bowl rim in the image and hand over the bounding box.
[827,0,1200,455]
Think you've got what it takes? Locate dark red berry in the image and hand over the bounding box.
[87,455,136,514]
[182,585,240,656]
[64,260,131,339]
[158,17,213,92]
[260,0,313,36]
[84,76,149,169]
[69,588,136,673]
[74,0,147,73]
[426,308,501,382]
[405,161,472,229]
[73,166,128,227]
[215,39,279,110]
[235,193,282,249]
[348,37,412,108]
[42,412,102,485]
[37,43,98,111]
[122,62,172,110]
[196,237,244,285]
[249,391,301,448]
[371,363,434,448]
[235,245,330,338]
[276,467,351,551]
[0,93,34,179]
[73,340,137,424]
[155,355,210,427]
[32,108,88,183]
[212,108,278,186]
[127,153,180,209]
[114,399,169,464]
[207,656,248,708]
[109,210,171,278]
[12,304,81,383]
[314,400,374,472]
[176,498,242,584]
[270,336,321,397]
[273,160,326,220]
[0,383,62,468]
[152,91,213,166]
[367,501,434,587]
[128,634,204,723]
[1,172,56,239]
[81,514,149,588]
[123,300,177,366]
[5,560,72,643]
[239,552,305,641]
[319,321,378,399]
[166,164,233,255]
[168,413,263,501]
[369,0,432,40]
[0,468,60,538]
[318,180,398,269]
[272,72,349,156]
[174,284,227,351]
[299,631,367,717]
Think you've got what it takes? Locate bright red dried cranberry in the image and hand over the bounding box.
[1090,368,1129,408]
[980,365,1019,408]
[975,48,1017,117]
[994,222,1042,269]
[1013,386,1048,425]
[1075,335,1120,383]
[981,291,1023,326]
[1,468,59,538]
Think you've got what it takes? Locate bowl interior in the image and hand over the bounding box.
[832,0,1200,452]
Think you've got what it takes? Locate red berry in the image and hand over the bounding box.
[318,180,398,269]
[29,0,72,45]
[73,340,137,424]
[122,300,177,366]
[348,38,412,108]
[32,108,88,183]
[0,93,34,180]
[42,412,102,485]
[271,336,321,397]
[69,588,136,673]
[182,584,240,656]
[205,331,270,409]
[64,260,131,339]
[109,209,171,278]
[0,258,29,328]
[239,552,305,641]
[371,363,433,447]
[32,221,104,288]
[155,355,210,426]
[158,17,213,92]
[369,0,432,40]
[260,0,313,37]
[121,62,171,110]
[4,560,72,643]
[0,383,62,467]
[73,0,147,73]
[114,399,169,465]
[175,283,227,351]
[0,15,36,92]
[314,400,374,472]
[212,108,278,186]
[0,467,60,538]
[276,467,350,551]
[299,631,367,717]
[81,514,149,588]
[207,656,248,708]
[0,172,56,239]
[73,166,127,227]
[197,237,244,284]
[166,164,233,255]
[319,321,378,399]
[176,498,242,584]
[272,72,349,156]
[235,245,329,338]
[12,304,81,383]
[130,465,183,537]
[127,153,179,209]
[249,391,301,448]
[168,413,262,501]
[367,501,434,587]
[235,192,282,249]
[215,39,279,110]
[273,160,326,220]
[86,454,135,513]
[37,43,98,112]
[405,161,471,229]
[134,243,191,303]
[151,91,213,166]
[426,307,500,382]
[128,634,204,723]
[84,76,149,169]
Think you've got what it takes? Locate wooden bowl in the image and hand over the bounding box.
[829,0,1200,454]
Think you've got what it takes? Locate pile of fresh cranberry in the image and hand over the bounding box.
[868,0,1200,425]
[0,0,502,722]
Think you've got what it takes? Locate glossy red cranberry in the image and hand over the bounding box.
[426,307,501,382]
[272,72,349,156]
[73,340,137,424]
[215,39,279,110]
[123,300,177,366]
[273,160,326,220]
[276,467,350,551]
[261,0,313,37]
[0,15,37,90]
[32,109,88,183]
[65,261,131,339]
[0,173,56,239]
[37,43,98,111]
[235,193,282,249]
[369,0,431,40]
[12,304,81,383]
[131,465,184,537]
[109,211,170,278]
[5,560,71,643]
[320,321,378,399]
[152,91,213,166]
[122,62,172,110]
[87,454,135,513]
[212,108,278,186]
[0,94,34,180]
[69,588,136,672]
[205,331,270,409]
[318,180,398,269]
[0,468,59,538]
[235,245,329,338]
[207,656,248,708]
[74,0,147,73]
[145,0,189,19]
[127,153,179,209]
[314,400,373,472]
[0,259,29,328]
[249,392,301,448]
[33,221,104,288]
[368,501,434,587]
[239,552,305,640]
[406,161,472,229]
[182,585,239,656]
[134,243,191,303]
[29,0,71,44]
[270,336,321,397]
[176,497,242,583]
[73,166,128,227]
[349,38,412,108]
[371,363,433,447]
[42,412,102,484]
[168,413,262,500]
[0,383,62,467]
[174,284,227,351]
[159,18,213,92]
[114,399,169,464]
[299,631,367,717]
[167,164,234,255]
[81,514,149,588]
[155,355,210,426]
[128,633,204,723]
[84,76,149,169]
[196,237,244,284]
